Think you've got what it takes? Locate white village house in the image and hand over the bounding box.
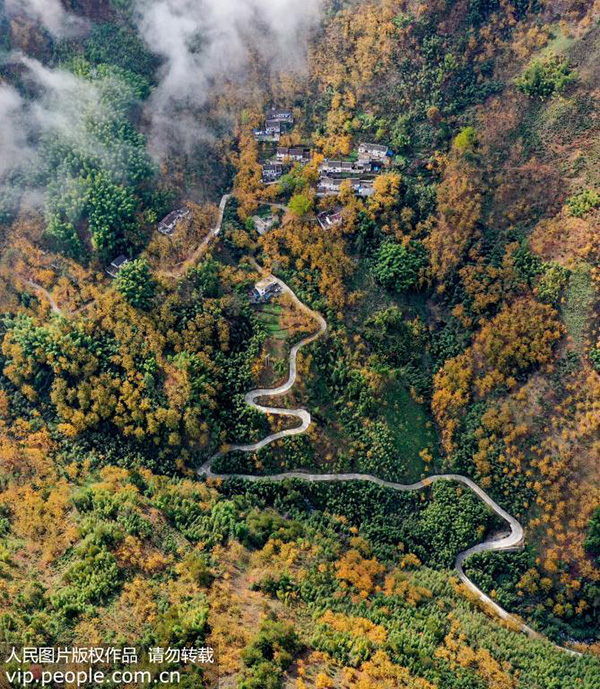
[318,159,361,175]
[266,107,294,125]
[265,119,282,137]
[317,176,374,197]
[276,147,311,164]
[158,207,191,236]
[358,142,390,162]
[252,215,276,235]
[317,209,343,230]
[254,121,282,142]
[254,108,294,142]
[262,163,284,183]
[252,277,282,303]
[352,178,375,197]
[106,255,129,279]
[316,176,343,196]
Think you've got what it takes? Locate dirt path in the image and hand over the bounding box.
[27,279,62,315]
[163,194,231,278]
[27,279,94,317]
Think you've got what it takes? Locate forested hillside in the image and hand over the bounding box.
[1,1,600,687]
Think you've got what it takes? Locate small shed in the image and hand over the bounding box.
[253,215,276,235]
[106,255,129,278]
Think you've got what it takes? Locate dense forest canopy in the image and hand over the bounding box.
[1,0,600,687]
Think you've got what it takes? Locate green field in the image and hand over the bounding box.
[380,376,440,482]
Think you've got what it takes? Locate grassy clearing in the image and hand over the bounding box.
[256,304,289,339]
[347,260,430,332]
[380,376,440,482]
[562,263,595,350]
[540,26,575,60]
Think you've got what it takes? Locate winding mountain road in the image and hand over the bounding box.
[198,270,582,656]
[216,275,325,455]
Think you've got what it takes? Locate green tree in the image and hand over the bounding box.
[453,126,477,152]
[516,56,574,100]
[373,240,427,291]
[567,189,600,218]
[585,509,600,563]
[115,258,156,310]
[288,194,312,218]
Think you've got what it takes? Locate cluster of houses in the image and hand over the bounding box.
[319,144,389,176]
[255,103,393,201]
[262,146,312,183]
[253,108,394,233]
[254,107,295,143]
[316,143,391,198]
[312,143,392,229]
[260,138,392,198]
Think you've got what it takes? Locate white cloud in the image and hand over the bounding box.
[135,0,323,152]
[0,56,136,199]
[138,0,322,95]
[0,84,31,177]
[6,0,85,37]
[0,0,325,182]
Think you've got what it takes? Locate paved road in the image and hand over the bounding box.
[27,280,97,318]
[232,276,326,451]
[200,273,325,465]
[214,193,232,236]
[197,273,580,655]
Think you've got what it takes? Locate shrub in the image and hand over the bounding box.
[536,263,569,304]
[516,56,574,100]
[590,348,600,374]
[240,618,300,689]
[52,545,121,616]
[373,240,427,291]
[566,189,600,218]
[115,258,156,310]
[242,619,299,669]
[155,600,210,646]
[245,510,304,548]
